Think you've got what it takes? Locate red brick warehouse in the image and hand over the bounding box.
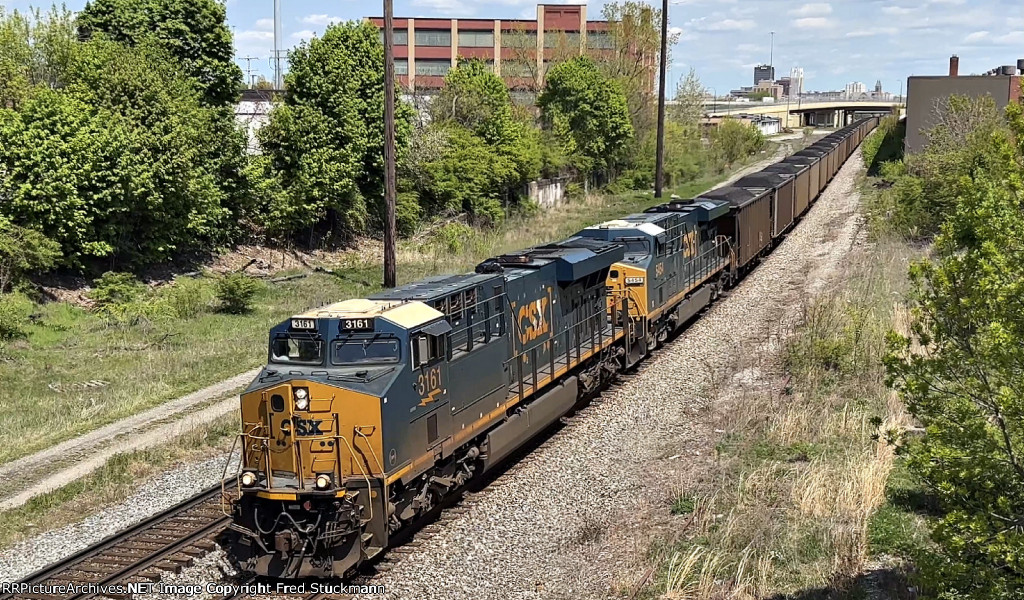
[368,3,623,92]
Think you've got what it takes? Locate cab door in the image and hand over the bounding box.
[409,321,452,451]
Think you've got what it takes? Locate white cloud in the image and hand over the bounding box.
[300,14,343,26]
[254,18,274,31]
[845,27,897,38]
[698,18,756,32]
[994,31,1024,45]
[236,30,274,42]
[793,17,835,29]
[291,30,317,41]
[789,3,832,17]
[963,30,989,43]
[881,5,915,15]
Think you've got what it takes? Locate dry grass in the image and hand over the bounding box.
[655,237,922,599]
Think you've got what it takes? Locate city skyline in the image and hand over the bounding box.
[3,0,1022,94]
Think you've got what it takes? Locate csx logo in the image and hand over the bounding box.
[280,417,324,437]
[518,297,550,345]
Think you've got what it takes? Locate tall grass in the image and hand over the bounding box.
[657,237,921,599]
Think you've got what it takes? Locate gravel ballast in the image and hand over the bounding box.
[0,144,867,599]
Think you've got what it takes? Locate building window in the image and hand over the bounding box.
[378,30,409,45]
[502,60,534,78]
[544,31,580,48]
[395,59,408,75]
[415,59,451,77]
[587,32,614,49]
[415,30,451,47]
[501,30,537,48]
[459,31,494,48]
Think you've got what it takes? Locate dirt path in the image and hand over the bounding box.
[0,369,257,511]
[0,135,805,514]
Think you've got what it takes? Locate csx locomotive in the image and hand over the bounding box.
[223,118,880,578]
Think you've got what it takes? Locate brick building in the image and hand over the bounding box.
[368,4,623,91]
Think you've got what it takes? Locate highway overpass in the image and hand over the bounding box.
[703,100,904,128]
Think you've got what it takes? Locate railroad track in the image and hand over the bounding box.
[2,484,231,600]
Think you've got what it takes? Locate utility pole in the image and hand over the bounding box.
[769,31,775,77]
[654,0,669,198]
[382,0,398,288]
[273,0,283,89]
[241,56,259,89]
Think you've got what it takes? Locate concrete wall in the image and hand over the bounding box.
[528,176,571,208]
[906,75,1020,154]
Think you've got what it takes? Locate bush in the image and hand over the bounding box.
[163,277,211,319]
[0,292,32,341]
[0,217,61,292]
[215,273,261,314]
[88,272,146,310]
[423,222,476,256]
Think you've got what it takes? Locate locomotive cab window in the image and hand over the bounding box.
[271,336,324,365]
[331,337,401,365]
[412,320,450,367]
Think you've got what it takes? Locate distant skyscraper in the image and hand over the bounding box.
[754,64,775,86]
[845,81,867,98]
[875,80,883,94]
[790,67,804,96]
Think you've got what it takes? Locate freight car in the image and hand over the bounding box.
[222,118,880,579]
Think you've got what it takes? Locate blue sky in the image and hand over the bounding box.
[4,0,1024,95]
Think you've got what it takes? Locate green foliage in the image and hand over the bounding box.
[861,115,905,173]
[709,118,765,167]
[215,273,261,314]
[77,0,242,106]
[162,277,212,319]
[0,292,32,341]
[0,217,61,292]
[423,222,477,256]
[0,6,77,109]
[0,10,250,268]
[539,56,633,174]
[88,272,146,310]
[404,123,516,226]
[257,21,413,241]
[886,96,1024,597]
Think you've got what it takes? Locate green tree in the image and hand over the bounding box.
[708,118,764,167]
[0,38,248,267]
[258,21,412,241]
[539,55,633,175]
[0,6,76,109]
[596,1,676,141]
[77,0,242,106]
[886,98,1024,597]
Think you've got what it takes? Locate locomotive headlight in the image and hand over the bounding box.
[240,471,257,487]
[294,387,309,411]
[315,474,332,490]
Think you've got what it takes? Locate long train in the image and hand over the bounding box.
[221,117,880,578]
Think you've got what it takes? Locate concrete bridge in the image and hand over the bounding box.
[705,100,904,128]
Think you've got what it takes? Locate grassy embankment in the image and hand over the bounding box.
[647,126,931,599]
[0,149,777,549]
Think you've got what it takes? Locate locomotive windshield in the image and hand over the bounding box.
[332,338,401,365]
[271,336,324,365]
[623,239,652,255]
